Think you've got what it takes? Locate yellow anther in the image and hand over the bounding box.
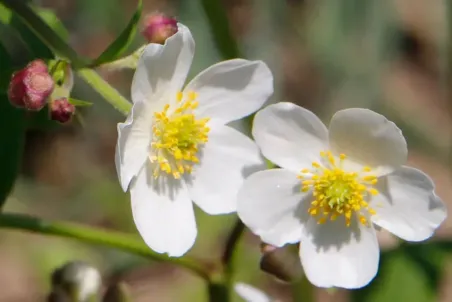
[318,217,327,224]
[363,166,372,172]
[368,188,379,196]
[359,215,368,226]
[176,91,183,102]
[150,91,208,179]
[363,175,377,182]
[303,151,379,227]
[312,162,321,168]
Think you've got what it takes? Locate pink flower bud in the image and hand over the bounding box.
[141,13,178,44]
[50,98,75,124]
[8,59,54,111]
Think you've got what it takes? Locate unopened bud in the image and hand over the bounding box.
[8,59,54,111]
[50,98,76,124]
[259,243,304,283]
[141,13,178,44]
[50,261,102,302]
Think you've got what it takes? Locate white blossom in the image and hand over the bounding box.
[115,24,272,257]
[238,102,447,288]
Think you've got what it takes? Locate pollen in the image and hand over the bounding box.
[150,91,209,179]
[299,151,378,227]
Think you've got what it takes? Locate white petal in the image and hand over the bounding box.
[237,169,311,247]
[299,218,379,289]
[131,24,194,104]
[130,165,197,257]
[370,166,447,242]
[188,125,265,215]
[115,101,152,191]
[234,283,272,302]
[252,102,328,173]
[328,108,407,176]
[184,59,273,125]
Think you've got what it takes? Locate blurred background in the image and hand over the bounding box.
[0,0,452,301]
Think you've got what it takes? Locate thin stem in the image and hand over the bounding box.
[0,212,210,280]
[222,220,244,275]
[207,281,229,302]
[77,68,132,116]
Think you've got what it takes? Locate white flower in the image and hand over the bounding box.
[234,283,273,302]
[237,102,447,289]
[115,24,272,257]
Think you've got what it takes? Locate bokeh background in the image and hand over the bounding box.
[1,0,452,301]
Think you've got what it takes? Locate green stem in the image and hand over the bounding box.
[222,220,244,281]
[0,212,210,280]
[77,69,132,116]
[207,278,229,302]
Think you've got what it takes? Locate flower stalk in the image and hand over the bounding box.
[0,212,210,280]
[77,68,132,116]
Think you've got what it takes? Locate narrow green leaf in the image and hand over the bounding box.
[1,0,87,67]
[35,6,69,40]
[0,2,52,59]
[90,0,142,67]
[69,98,93,107]
[0,93,25,208]
[0,43,25,209]
[200,0,241,59]
[0,42,13,91]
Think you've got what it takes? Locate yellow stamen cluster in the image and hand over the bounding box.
[298,151,378,227]
[150,91,210,179]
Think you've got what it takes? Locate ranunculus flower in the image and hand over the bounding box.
[238,102,447,289]
[116,24,273,256]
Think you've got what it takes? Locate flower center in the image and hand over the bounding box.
[298,151,378,227]
[150,91,210,179]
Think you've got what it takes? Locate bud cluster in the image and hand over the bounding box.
[8,59,76,124]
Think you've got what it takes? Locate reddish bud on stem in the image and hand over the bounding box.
[8,59,54,111]
[50,98,75,124]
[141,13,178,44]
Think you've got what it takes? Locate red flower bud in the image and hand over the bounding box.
[141,13,178,44]
[8,59,54,111]
[50,98,75,124]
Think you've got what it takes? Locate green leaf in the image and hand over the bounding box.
[35,6,69,40]
[0,2,52,59]
[0,42,13,91]
[200,0,241,59]
[69,98,93,107]
[1,0,87,68]
[90,0,142,67]
[0,44,25,209]
[0,93,25,208]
